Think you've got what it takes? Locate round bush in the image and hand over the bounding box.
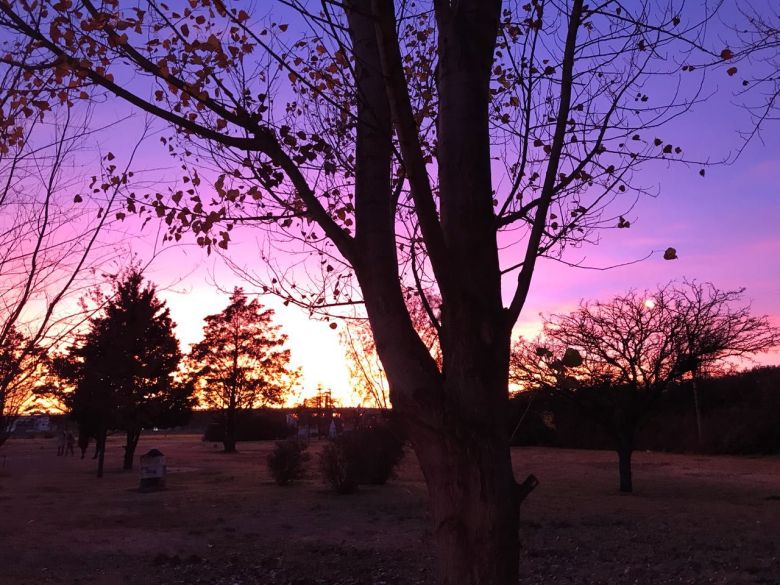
[319,438,360,494]
[319,425,405,493]
[351,426,405,485]
[267,439,309,486]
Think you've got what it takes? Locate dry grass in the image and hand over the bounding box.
[0,434,778,584]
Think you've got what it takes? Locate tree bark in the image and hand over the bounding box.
[414,426,520,585]
[617,437,633,493]
[123,428,141,470]
[96,429,106,478]
[223,407,237,453]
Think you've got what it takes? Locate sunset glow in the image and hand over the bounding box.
[2,1,779,412]
[3,3,780,584]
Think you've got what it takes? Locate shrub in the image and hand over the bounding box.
[267,439,309,486]
[351,426,405,485]
[319,425,406,493]
[319,437,360,494]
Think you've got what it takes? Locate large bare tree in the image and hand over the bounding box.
[0,1,721,581]
[513,281,779,492]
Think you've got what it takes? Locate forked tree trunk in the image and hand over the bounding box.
[345,2,531,582]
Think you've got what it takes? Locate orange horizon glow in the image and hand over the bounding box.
[16,248,780,418]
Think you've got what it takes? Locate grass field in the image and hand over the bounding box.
[1,434,778,584]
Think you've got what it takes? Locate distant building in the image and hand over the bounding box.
[10,414,51,434]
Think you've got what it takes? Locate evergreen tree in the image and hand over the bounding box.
[60,269,192,475]
[190,288,296,453]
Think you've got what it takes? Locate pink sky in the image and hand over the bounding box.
[44,3,780,404]
[134,89,780,403]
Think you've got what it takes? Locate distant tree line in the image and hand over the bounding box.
[8,273,778,489]
[509,366,780,455]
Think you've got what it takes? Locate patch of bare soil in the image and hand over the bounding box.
[0,435,778,584]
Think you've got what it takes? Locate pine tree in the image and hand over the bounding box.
[60,269,192,475]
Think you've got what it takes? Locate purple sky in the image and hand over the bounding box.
[62,3,780,402]
[137,80,780,402]
[515,89,780,346]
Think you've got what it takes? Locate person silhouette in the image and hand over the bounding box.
[57,431,67,456]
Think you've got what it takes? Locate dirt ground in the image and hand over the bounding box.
[1,435,778,585]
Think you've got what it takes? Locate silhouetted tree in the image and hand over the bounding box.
[0,1,726,580]
[0,327,42,445]
[189,288,297,453]
[58,269,192,475]
[668,282,780,444]
[0,109,133,447]
[514,281,779,492]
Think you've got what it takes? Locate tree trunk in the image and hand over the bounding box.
[347,2,523,582]
[430,3,518,576]
[617,439,633,493]
[223,408,237,453]
[123,428,141,470]
[414,431,520,585]
[613,401,637,493]
[96,430,106,478]
[0,409,13,448]
[692,376,704,446]
[78,426,90,459]
[382,318,520,584]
